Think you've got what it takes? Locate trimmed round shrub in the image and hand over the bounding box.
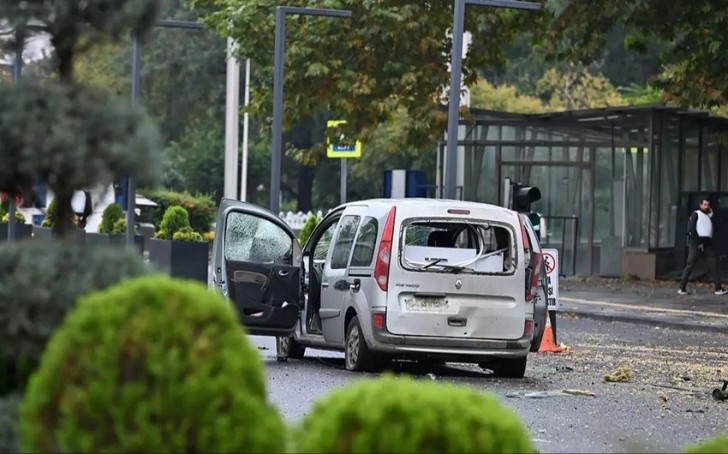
[172,226,205,242]
[41,199,58,227]
[156,205,190,240]
[685,435,728,453]
[99,203,124,233]
[299,215,321,246]
[295,375,536,453]
[111,218,128,235]
[0,241,149,370]
[138,190,215,234]
[20,275,283,453]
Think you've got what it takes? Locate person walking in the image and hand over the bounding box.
[678,197,727,295]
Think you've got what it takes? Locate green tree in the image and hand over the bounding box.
[537,0,728,108]
[192,0,543,165]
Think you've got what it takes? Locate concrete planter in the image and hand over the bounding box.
[0,224,33,240]
[32,225,55,240]
[109,234,145,255]
[148,238,208,283]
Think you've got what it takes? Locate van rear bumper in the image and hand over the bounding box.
[369,326,531,357]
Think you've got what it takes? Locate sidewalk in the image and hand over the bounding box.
[557,277,728,333]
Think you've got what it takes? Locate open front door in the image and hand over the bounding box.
[211,198,302,337]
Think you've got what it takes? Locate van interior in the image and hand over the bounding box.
[402,221,514,274]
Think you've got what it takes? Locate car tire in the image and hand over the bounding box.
[345,316,377,372]
[276,336,306,361]
[485,356,528,378]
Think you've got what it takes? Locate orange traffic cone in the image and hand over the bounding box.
[538,310,565,353]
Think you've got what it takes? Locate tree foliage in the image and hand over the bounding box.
[192,0,544,165]
[0,80,161,234]
[537,0,728,108]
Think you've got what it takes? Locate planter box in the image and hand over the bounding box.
[0,224,33,241]
[148,238,208,283]
[32,225,55,240]
[85,232,109,245]
[109,234,145,255]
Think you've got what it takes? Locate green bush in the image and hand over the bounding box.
[684,435,728,453]
[299,215,321,246]
[156,205,191,240]
[138,190,215,234]
[1,210,26,224]
[20,275,283,453]
[41,199,57,227]
[172,226,205,242]
[294,375,536,454]
[0,393,20,454]
[111,218,127,235]
[98,203,124,233]
[0,241,149,376]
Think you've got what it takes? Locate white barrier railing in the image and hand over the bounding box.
[278,210,329,231]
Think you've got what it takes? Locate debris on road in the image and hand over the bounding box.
[506,389,595,399]
[562,389,596,397]
[604,366,632,383]
[711,380,728,401]
[426,373,437,381]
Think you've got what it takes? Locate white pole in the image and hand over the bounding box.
[224,36,240,200]
[240,58,251,201]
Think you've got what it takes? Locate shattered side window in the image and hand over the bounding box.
[224,211,293,264]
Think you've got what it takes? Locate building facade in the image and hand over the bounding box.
[437,105,728,278]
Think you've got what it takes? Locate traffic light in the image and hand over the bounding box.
[512,184,541,212]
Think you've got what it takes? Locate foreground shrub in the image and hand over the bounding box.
[20,275,282,453]
[299,215,321,246]
[0,241,149,373]
[684,435,728,453]
[0,393,20,454]
[295,375,535,453]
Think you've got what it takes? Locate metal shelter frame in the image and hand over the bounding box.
[438,104,728,277]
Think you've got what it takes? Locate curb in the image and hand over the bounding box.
[559,308,728,334]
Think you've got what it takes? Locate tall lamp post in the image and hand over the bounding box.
[127,19,204,246]
[442,0,540,200]
[269,6,352,215]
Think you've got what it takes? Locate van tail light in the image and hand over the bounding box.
[374,206,397,291]
[524,320,534,337]
[372,312,386,330]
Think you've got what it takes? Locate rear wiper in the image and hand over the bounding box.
[422,258,445,269]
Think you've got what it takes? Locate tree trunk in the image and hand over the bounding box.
[53,191,76,238]
[297,164,315,212]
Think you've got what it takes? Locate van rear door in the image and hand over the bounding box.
[386,204,527,341]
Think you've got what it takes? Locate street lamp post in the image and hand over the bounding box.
[126,19,204,246]
[269,6,352,215]
[442,0,540,200]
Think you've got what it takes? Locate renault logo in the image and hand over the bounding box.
[455,279,462,290]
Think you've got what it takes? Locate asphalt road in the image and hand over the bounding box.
[250,317,728,453]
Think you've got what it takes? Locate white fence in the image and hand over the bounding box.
[279,210,328,231]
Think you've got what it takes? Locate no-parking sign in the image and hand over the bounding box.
[542,248,560,311]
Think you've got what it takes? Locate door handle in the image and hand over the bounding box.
[321,282,330,289]
[448,317,467,327]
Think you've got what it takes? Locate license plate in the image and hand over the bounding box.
[404,296,447,312]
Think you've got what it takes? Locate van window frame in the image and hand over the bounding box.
[397,217,519,277]
[349,216,379,268]
[329,214,361,270]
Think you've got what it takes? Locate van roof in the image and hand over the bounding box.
[338,198,515,213]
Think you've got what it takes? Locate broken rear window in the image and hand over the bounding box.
[400,220,515,274]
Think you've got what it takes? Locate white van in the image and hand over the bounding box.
[210,198,547,378]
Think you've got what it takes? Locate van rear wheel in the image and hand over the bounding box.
[345,316,377,372]
[483,356,527,378]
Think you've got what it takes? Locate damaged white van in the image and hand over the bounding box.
[210,198,547,378]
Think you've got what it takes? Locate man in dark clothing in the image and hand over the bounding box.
[678,198,727,295]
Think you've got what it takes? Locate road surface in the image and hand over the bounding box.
[251,317,728,453]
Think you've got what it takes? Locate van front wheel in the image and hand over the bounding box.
[345,317,377,372]
[483,356,527,378]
